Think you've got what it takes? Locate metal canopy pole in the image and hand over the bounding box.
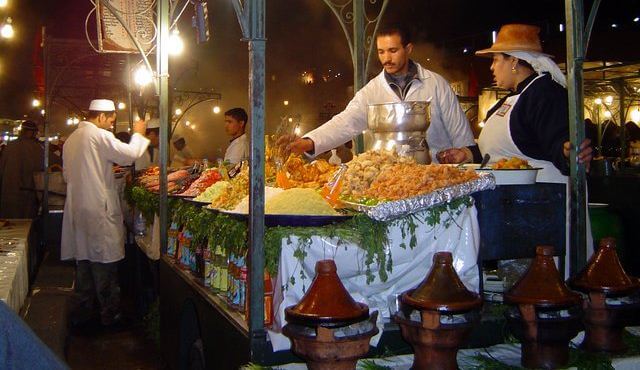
[232,0,267,361]
[322,0,389,154]
[564,0,588,275]
[157,0,170,254]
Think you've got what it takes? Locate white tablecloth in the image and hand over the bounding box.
[268,205,480,351]
[274,329,640,369]
[0,220,32,312]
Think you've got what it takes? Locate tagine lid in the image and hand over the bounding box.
[402,252,482,313]
[569,238,640,296]
[285,260,369,327]
[505,246,582,308]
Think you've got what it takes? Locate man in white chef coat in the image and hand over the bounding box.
[223,107,249,164]
[62,99,150,327]
[283,24,479,163]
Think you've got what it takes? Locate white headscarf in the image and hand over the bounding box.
[506,51,567,89]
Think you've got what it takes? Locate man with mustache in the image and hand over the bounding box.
[284,24,479,164]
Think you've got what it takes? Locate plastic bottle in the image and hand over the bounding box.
[328,149,342,165]
[134,212,146,236]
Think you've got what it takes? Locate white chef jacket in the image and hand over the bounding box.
[61,121,150,263]
[304,62,475,161]
[224,133,249,164]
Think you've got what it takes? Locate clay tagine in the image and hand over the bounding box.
[285,259,369,328]
[569,237,640,353]
[283,260,378,370]
[504,246,583,369]
[394,252,482,370]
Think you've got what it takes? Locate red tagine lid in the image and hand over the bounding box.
[505,246,582,308]
[285,260,369,327]
[569,237,640,296]
[402,252,482,313]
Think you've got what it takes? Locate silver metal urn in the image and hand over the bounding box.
[366,101,430,163]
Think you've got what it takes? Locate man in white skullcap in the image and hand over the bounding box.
[62,99,149,327]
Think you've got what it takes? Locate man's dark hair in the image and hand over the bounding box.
[146,128,159,136]
[225,108,248,125]
[87,110,115,120]
[377,24,412,47]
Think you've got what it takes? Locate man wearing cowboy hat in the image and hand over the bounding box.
[62,99,149,327]
[0,120,44,218]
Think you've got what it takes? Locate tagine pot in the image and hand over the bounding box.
[283,260,378,370]
[504,246,583,369]
[394,252,482,370]
[568,237,640,353]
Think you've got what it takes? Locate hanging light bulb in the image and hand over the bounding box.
[604,95,614,105]
[0,17,14,39]
[168,29,184,56]
[631,108,640,124]
[133,65,153,87]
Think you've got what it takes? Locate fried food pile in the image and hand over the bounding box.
[491,157,532,169]
[210,167,249,210]
[277,156,337,189]
[364,164,479,200]
[341,150,415,197]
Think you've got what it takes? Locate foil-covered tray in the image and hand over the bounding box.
[342,172,496,221]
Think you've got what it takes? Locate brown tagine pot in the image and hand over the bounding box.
[568,237,640,353]
[394,252,482,370]
[504,246,583,369]
[283,260,378,370]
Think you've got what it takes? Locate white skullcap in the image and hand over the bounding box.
[146,118,160,129]
[89,99,116,112]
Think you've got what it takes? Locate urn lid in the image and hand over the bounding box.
[569,238,640,296]
[402,252,482,313]
[285,260,369,327]
[505,246,582,308]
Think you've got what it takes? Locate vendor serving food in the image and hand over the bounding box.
[280,24,479,164]
[438,24,592,183]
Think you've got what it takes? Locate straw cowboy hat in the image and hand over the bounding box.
[475,24,552,57]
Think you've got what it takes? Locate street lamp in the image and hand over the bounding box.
[0,17,13,39]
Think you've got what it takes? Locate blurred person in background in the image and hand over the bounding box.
[134,118,159,170]
[0,120,44,218]
[170,134,195,167]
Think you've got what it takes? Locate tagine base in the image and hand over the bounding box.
[285,328,376,370]
[521,341,570,370]
[395,312,476,370]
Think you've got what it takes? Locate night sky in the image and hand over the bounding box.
[1,0,638,157]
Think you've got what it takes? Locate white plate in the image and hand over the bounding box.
[475,167,540,185]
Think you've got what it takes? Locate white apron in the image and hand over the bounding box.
[477,75,593,274]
